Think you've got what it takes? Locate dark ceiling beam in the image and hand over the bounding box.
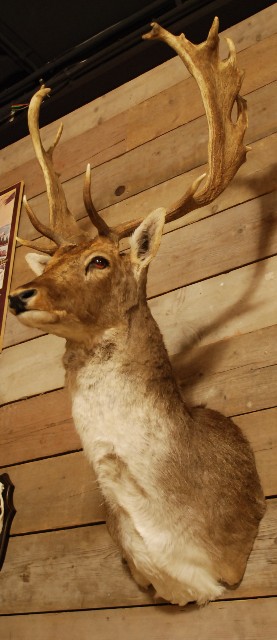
[0,21,43,74]
[0,0,273,149]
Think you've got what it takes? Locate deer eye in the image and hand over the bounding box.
[86,256,110,273]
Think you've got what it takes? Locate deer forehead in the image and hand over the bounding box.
[47,238,121,270]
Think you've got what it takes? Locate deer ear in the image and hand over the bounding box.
[130,208,166,275]
[25,253,51,276]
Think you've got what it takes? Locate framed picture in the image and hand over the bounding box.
[0,182,24,351]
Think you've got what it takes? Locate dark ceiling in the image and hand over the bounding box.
[0,0,272,149]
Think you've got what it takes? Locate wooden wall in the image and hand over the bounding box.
[0,6,276,637]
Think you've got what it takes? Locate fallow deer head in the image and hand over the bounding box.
[9,18,249,344]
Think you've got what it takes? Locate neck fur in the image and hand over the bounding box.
[63,300,185,412]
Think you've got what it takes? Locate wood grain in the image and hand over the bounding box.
[0,326,276,465]
[0,598,276,640]
[1,254,276,404]
[0,500,276,614]
[0,388,76,466]
[2,3,275,173]
[10,130,277,254]
[0,334,65,404]
[1,9,276,197]
[236,407,277,499]
[174,324,277,416]
[16,80,277,243]
[150,255,277,356]
[2,403,275,536]
[5,185,277,349]
[7,451,105,534]
[0,7,276,631]
[127,32,277,150]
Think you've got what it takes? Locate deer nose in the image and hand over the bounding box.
[8,289,37,315]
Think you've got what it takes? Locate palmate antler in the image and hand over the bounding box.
[114,17,249,238]
[18,18,249,253]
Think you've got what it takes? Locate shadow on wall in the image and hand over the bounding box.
[171,162,277,410]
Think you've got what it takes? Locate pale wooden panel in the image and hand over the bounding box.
[0,47,186,177]
[127,32,277,150]
[236,408,277,500]
[0,388,76,466]
[0,334,65,405]
[182,363,277,417]
[1,255,276,404]
[12,131,277,251]
[1,7,276,193]
[173,324,277,416]
[17,80,277,242]
[151,255,277,357]
[1,598,276,640]
[6,186,277,348]
[149,189,277,298]
[3,405,276,535]
[7,451,105,534]
[0,500,276,614]
[0,114,128,205]
[1,29,275,198]
[0,327,276,465]
[11,186,277,298]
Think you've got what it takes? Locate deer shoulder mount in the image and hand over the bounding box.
[9,19,265,607]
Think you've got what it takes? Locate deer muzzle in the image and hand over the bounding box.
[8,289,37,315]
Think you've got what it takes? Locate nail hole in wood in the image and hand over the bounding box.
[115,185,126,197]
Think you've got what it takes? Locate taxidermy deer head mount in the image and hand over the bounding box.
[9,20,264,608]
[9,17,249,342]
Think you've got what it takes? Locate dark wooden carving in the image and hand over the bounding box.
[0,473,16,571]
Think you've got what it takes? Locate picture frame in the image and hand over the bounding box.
[0,182,24,351]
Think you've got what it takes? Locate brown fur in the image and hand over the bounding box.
[10,217,265,605]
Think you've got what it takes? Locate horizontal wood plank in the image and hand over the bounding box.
[11,183,277,299]
[0,326,276,466]
[1,9,276,198]
[127,32,277,150]
[2,404,276,535]
[0,499,276,614]
[151,255,277,357]
[17,80,277,242]
[0,8,276,630]
[1,4,275,175]
[149,189,277,298]
[1,598,276,640]
[236,407,277,499]
[173,324,277,415]
[181,362,277,417]
[1,255,277,404]
[6,184,277,348]
[12,131,277,255]
[0,388,76,466]
[0,334,65,405]
[0,327,276,465]
[7,451,105,534]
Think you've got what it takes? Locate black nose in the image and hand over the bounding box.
[8,289,37,315]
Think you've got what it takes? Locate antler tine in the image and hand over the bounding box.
[27,86,86,241]
[23,195,67,247]
[113,18,248,238]
[16,236,56,255]
[83,165,112,237]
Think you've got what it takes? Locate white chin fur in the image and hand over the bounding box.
[18,310,58,327]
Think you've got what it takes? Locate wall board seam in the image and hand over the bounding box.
[1,404,277,470]
[21,81,277,217]
[1,321,276,406]
[0,594,276,618]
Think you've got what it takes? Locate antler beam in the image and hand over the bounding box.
[18,86,112,253]
[19,19,249,251]
[112,17,249,239]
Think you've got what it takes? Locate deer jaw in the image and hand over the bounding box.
[9,208,166,345]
